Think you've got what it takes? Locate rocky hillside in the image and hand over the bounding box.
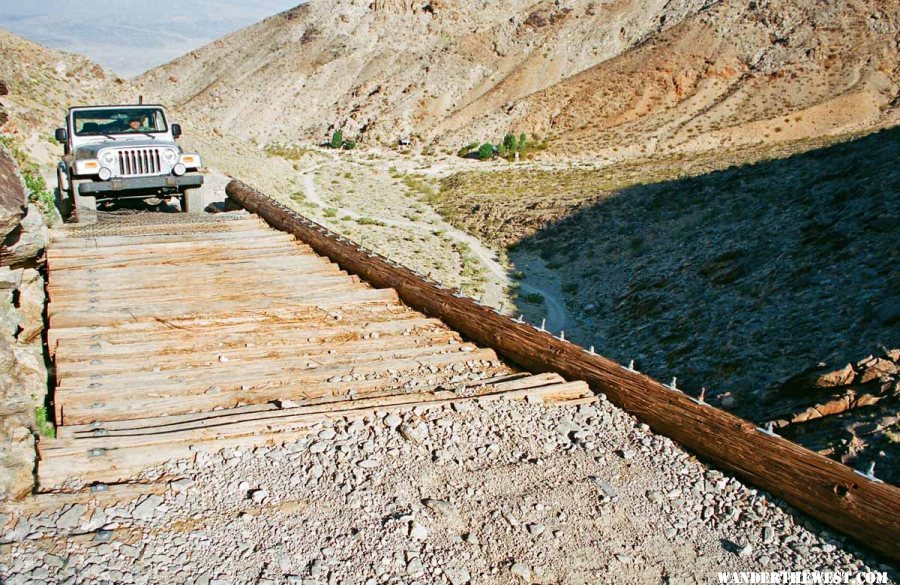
[487,0,900,161]
[135,0,899,161]
[135,0,711,145]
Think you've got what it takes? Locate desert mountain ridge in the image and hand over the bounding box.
[133,0,899,162]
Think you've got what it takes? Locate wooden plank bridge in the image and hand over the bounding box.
[39,212,589,489]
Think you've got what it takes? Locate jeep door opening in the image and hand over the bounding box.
[54,103,204,222]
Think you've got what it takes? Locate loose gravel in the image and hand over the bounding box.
[1,394,894,583]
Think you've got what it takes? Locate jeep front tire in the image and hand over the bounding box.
[55,166,73,220]
[183,189,204,214]
[71,180,97,224]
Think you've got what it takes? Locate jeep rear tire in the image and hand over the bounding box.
[183,189,204,214]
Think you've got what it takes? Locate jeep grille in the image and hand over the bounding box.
[117,148,162,177]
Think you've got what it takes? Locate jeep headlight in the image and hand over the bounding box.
[100,151,116,166]
[162,149,178,164]
[179,153,202,169]
[73,159,100,175]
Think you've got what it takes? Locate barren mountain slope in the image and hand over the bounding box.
[0,29,121,163]
[467,0,900,160]
[134,0,711,145]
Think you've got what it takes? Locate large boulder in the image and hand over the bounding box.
[16,269,44,345]
[1,203,49,269]
[0,145,26,241]
[0,333,44,500]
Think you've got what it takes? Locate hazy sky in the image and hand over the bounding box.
[0,0,303,78]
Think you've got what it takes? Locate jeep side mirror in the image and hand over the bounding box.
[54,128,68,142]
[171,123,182,138]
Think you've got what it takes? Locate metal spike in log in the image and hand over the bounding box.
[855,462,883,484]
[757,422,777,436]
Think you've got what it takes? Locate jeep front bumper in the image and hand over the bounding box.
[78,174,203,195]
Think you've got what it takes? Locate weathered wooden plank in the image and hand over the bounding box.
[50,228,284,248]
[56,347,501,423]
[227,179,900,562]
[48,275,363,307]
[39,379,590,487]
[51,374,560,444]
[47,232,300,253]
[46,245,314,272]
[54,316,446,360]
[55,332,462,378]
[48,288,400,328]
[48,261,342,289]
[48,307,426,351]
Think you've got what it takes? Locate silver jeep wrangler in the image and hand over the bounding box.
[54,103,204,222]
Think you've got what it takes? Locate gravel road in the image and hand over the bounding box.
[1,396,891,584]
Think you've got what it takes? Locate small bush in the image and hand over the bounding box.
[323,207,337,217]
[35,406,55,438]
[477,143,495,160]
[331,130,344,149]
[502,133,517,153]
[520,292,544,304]
[356,217,385,226]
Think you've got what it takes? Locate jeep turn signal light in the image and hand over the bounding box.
[179,153,201,168]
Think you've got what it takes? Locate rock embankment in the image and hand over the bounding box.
[767,349,900,485]
[0,121,50,500]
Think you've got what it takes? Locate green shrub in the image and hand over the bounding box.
[520,292,544,304]
[502,133,517,153]
[477,143,495,160]
[323,207,337,217]
[35,406,55,438]
[331,130,344,149]
[356,217,385,226]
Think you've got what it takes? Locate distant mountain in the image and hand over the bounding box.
[0,0,303,77]
[136,0,898,161]
[135,0,711,145]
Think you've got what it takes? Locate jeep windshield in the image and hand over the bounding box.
[73,107,168,137]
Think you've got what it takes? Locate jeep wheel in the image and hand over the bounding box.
[55,167,73,220]
[183,189,204,214]
[71,180,97,224]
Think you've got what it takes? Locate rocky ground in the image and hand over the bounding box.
[2,395,895,584]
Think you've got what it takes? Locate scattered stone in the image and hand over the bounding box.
[55,504,86,530]
[398,421,428,443]
[510,562,532,582]
[131,495,163,521]
[409,521,429,540]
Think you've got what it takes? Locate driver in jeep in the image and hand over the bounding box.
[126,116,146,132]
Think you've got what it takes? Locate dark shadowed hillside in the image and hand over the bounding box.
[504,127,899,477]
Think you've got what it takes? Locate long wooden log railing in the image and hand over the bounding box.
[226,179,900,562]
